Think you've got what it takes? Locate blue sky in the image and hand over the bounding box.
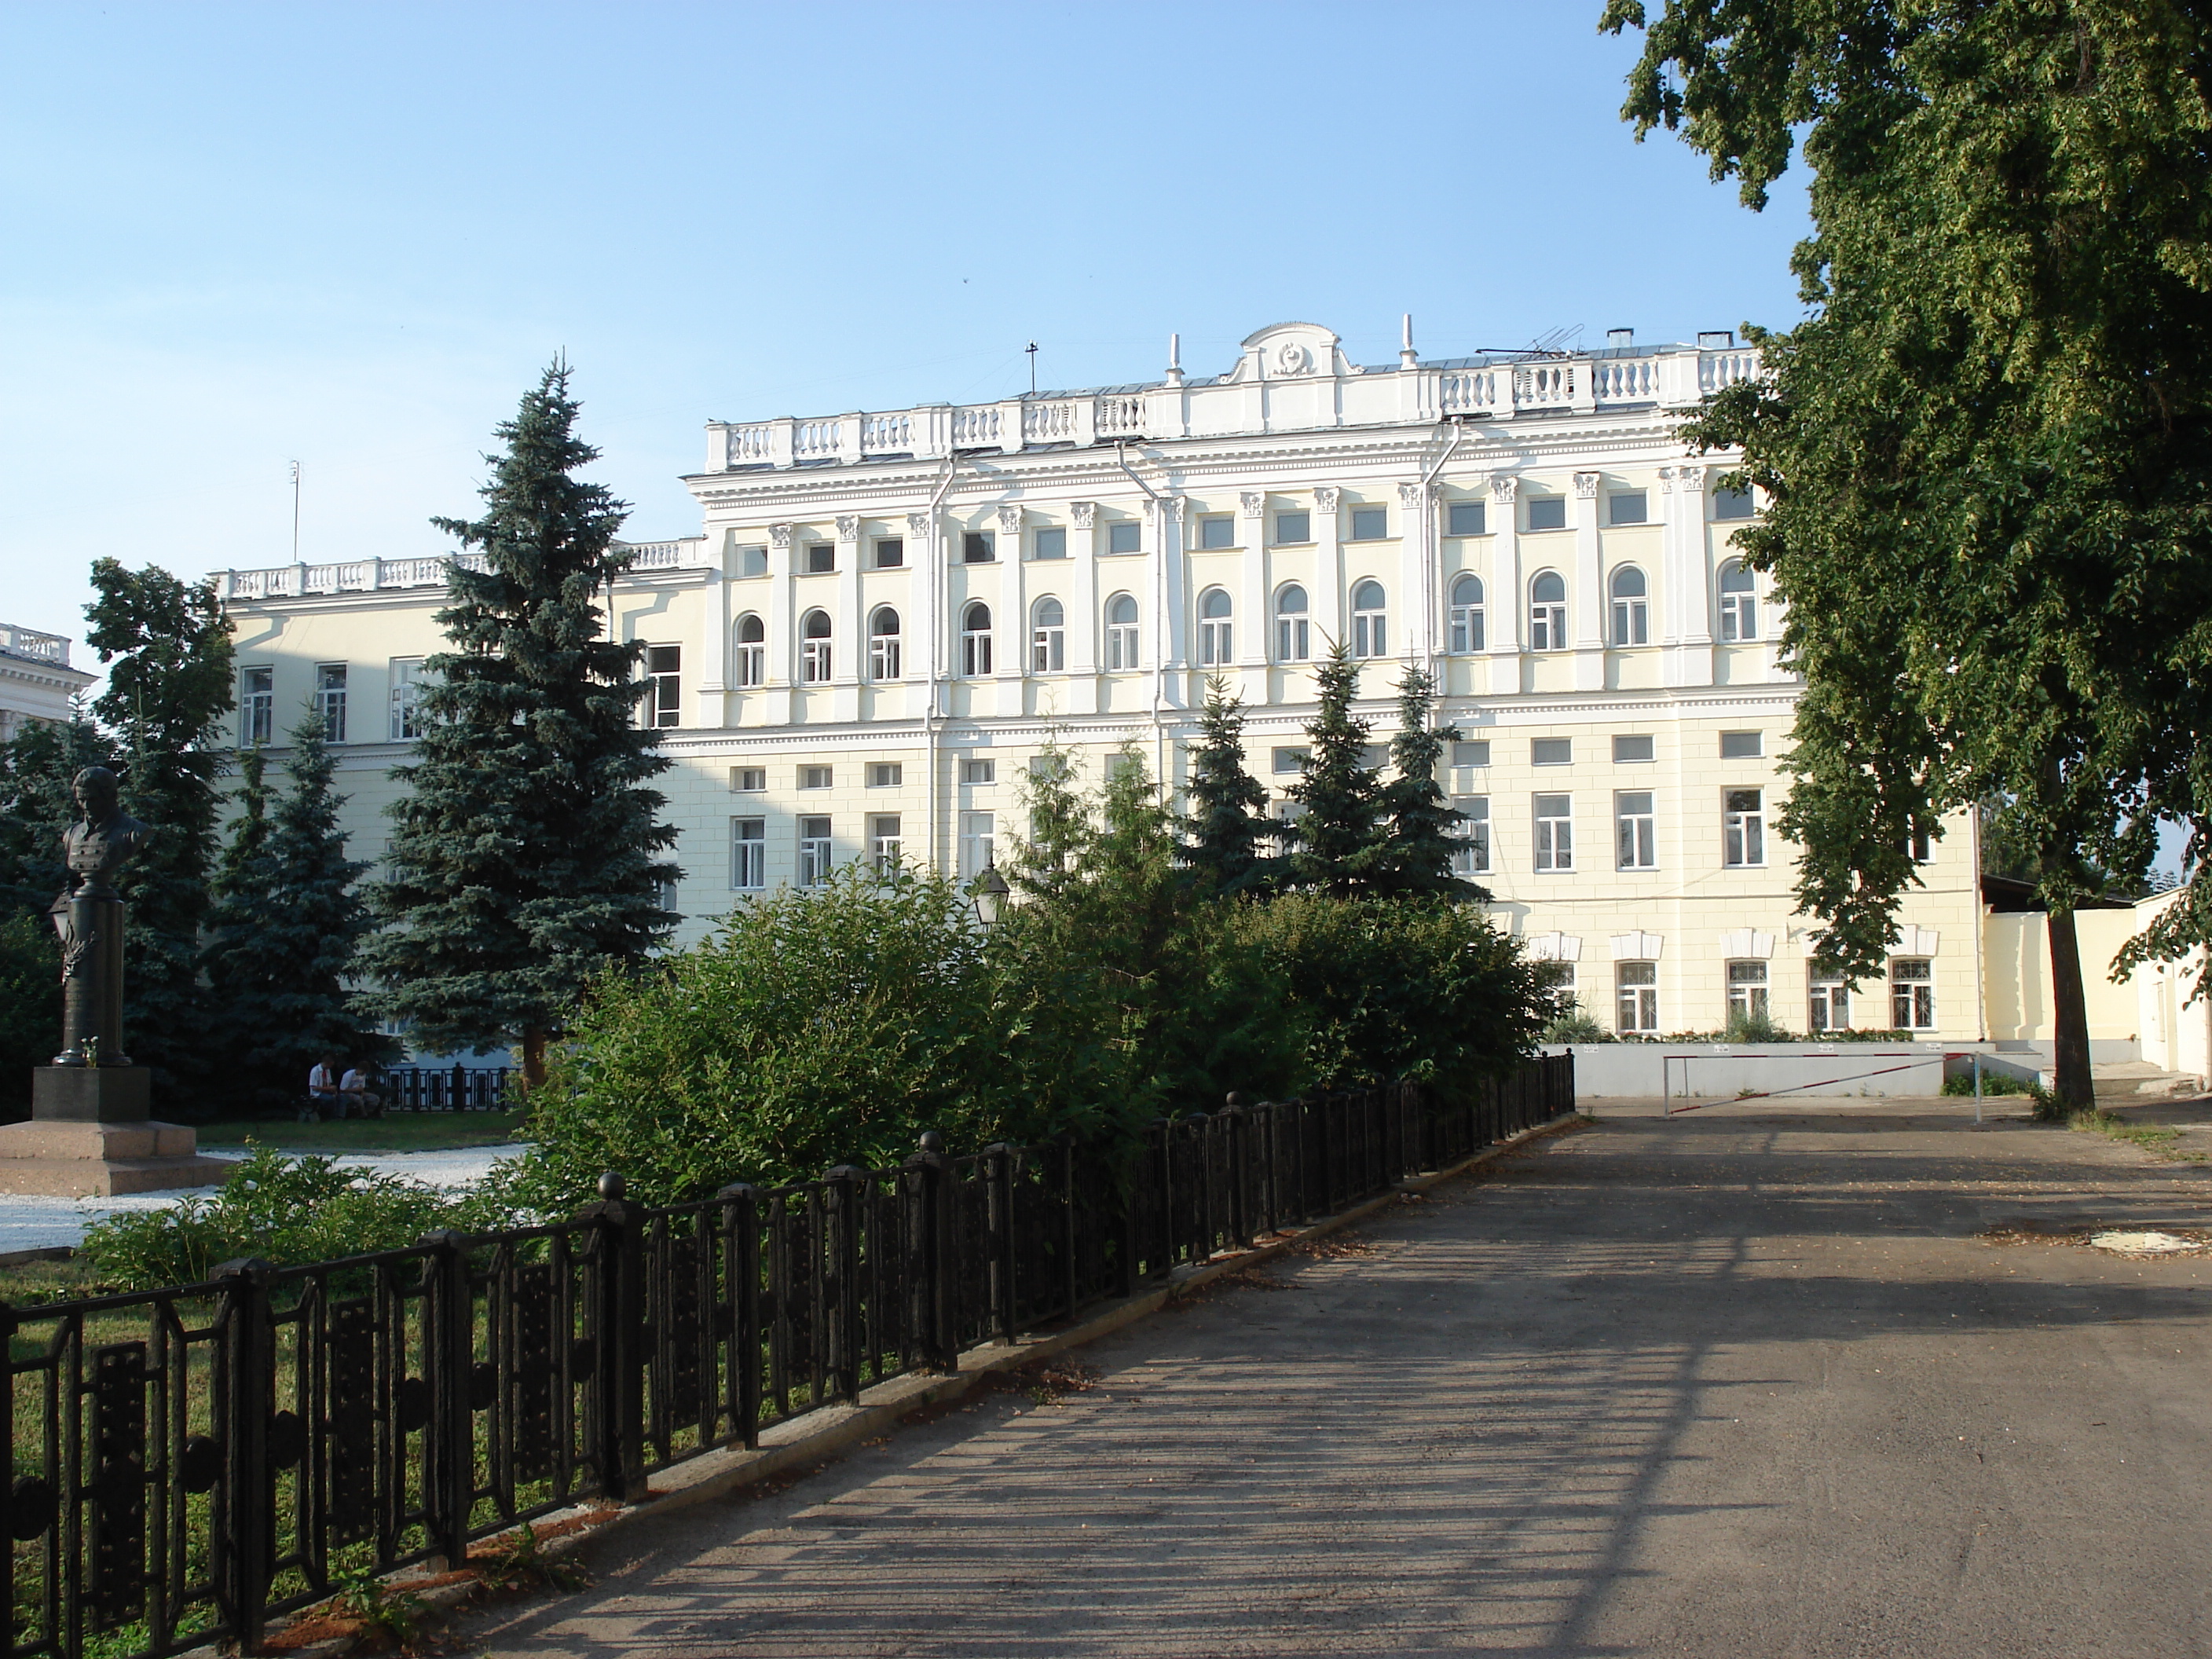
[0,1,1813,648]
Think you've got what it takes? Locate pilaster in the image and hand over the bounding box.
[1571,471,1605,690]
[1660,465,1715,688]
[1067,501,1100,712]
[1312,487,1344,650]
[992,503,1024,717]
[831,515,862,721]
[1398,479,1430,665]
[1159,494,1188,708]
[765,523,795,724]
[1486,474,1523,694]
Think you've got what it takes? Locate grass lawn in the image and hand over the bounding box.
[196,1110,529,1153]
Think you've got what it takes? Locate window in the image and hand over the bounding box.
[1906,820,1936,864]
[1028,752,1068,780]
[799,612,832,683]
[1527,496,1566,532]
[241,666,273,746]
[869,607,902,680]
[961,758,996,786]
[962,602,994,676]
[1617,961,1659,1033]
[737,544,769,577]
[1275,584,1311,661]
[1448,575,1485,654]
[1272,746,1309,775]
[1199,588,1232,666]
[1451,797,1490,875]
[1447,501,1487,537]
[731,767,767,792]
[1350,580,1387,658]
[1891,959,1935,1029]
[1809,972,1851,1032]
[867,762,902,788]
[1199,516,1235,549]
[1535,793,1573,871]
[1452,740,1490,767]
[1609,492,1649,526]
[1610,566,1649,646]
[797,817,833,887]
[1724,788,1766,866]
[1031,598,1066,672]
[731,818,766,890]
[1613,734,1654,763]
[959,810,996,879]
[315,664,348,742]
[1727,961,1770,1024]
[963,531,994,563]
[1273,511,1311,545]
[644,646,682,728]
[389,658,424,741]
[1533,738,1571,766]
[1349,506,1388,540]
[1616,792,1656,869]
[1719,729,1764,759]
[1719,559,1757,642]
[870,815,903,870]
[1713,486,1755,521]
[735,614,766,687]
[1547,963,1580,1020]
[1105,594,1140,670]
[874,537,904,569]
[804,542,835,574]
[800,764,833,790]
[1107,522,1143,555]
[1529,571,1567,650]
[1106,752,1143,783]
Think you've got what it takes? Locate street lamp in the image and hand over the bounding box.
[970,856,1010,927]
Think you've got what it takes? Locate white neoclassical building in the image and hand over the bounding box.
[0,623,96,746]
[214,320,1982,1041]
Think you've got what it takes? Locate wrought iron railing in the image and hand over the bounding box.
[0,1056,1570,1655]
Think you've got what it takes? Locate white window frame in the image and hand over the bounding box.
[869,814,903,870]
[959,810,996,880]
[1891,959,1936,1030]
[315,663,349,742]
[798,613,832,684]
[1616,791,1657,870]
[1350,580,1387,658]
[1106,521,1143,555]
[1450,796,1490,876]
[731,817,766,890]
[866,762,902,788]
[1727,961,1771,1024]
[1808,973,1852,1032]
[868,607,902,681]
[1617,961,1659,1034]
[241,666,273,747]
[1609,566,1649,646]
[1105,594,1140,671]
[1534,793,1573,872]
[1719,559,1758,642]
[642,646,681,729]
[1275,584,1310,662]
[797,817,833,888]
[1198,588,1232,667]
[961,602,994,676]
[1724,788,1766,867]
[1199,515,1235,550]
[1529,572,1567,651]
[1448,575,1485,654]
[734,614,766,687]
[1031,598,1066,673]
[1348,506,1388,541]
[388,658,425,741]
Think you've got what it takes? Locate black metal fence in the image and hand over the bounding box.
[0,1056,1570,1657]
[382,1067,512,1112]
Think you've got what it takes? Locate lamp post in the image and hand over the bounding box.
[970,857,1010,928]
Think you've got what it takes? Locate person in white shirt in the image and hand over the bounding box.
[339,1064,380,1119]
[307,1056,341,1119]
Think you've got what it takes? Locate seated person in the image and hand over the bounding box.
[307,1056,342,1116]
[339,1064,380,1117]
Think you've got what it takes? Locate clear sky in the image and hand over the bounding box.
[0,1,1813,653]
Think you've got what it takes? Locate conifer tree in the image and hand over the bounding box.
[1007,738,1086,908]
[1371,667,1481,900]
[361,363,678,1086]
[1284,643,1386,896]
[1179,677,1280,896]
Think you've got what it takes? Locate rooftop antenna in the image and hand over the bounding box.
[1165,332,1185,387]
[1026,341,1038,396]
[290,460,302,562]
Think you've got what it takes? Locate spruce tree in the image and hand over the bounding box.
[1371,667,1481,900]
[1284,643,1386,896]
[361,363,678,1086]
[1179,677,1280,896]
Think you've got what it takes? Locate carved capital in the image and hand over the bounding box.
[1573,471,1601,500]
[769,523,793,551]
[1240,492,1265,518]
[835,515,859,542]
[1489,474,1518,504]
[1165,495,1186,522]
[995,504,1023,534]
[1070,501,1096,529]
[1397,482,1423,509]
[1313,486,1340,512]
[1657,466,1677,493]
[1676,463,1707,490]
[906,512,931,539]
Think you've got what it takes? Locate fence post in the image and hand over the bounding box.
[419,1229,476,1569]
[714,1184,762,1448]
[1222,1094,1249,1250]
[824,1167,866,1404]
[984,1145,1017,1344]
[911,1132,958,1368]
[584,1174,646,1503]
[1059,1133,1080,1322]
[213,1257,274,1652]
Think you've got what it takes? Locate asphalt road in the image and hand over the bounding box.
[456,1100,2212,1657]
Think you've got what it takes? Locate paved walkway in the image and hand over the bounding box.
[457,1100,2212,1657]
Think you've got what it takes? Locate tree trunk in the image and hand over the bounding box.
[521,1027,548,1093]
[2046,906,2095,1113]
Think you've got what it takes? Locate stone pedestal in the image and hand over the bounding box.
[32,1064,149,1122]
[0,1068,233,1196]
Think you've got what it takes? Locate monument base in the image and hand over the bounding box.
[0,1119,233,1196]
[31,1065,150,1122]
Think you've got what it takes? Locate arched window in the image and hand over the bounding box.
[868,606,901,681]
[961,601,994,676]
[1199,588,1232,667]
[734,613,766,687]
[1719,558,1758,641]
[1448,574,1485,654]
[1529,571,1566,651]
[1275,584,1310,662]
[1031,596,1065,673]
[1610,566,1649,646]
[1350,580,1386,658]
[799,609,832,683]
[1105,593,1140,671]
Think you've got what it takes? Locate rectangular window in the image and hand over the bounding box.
[963,531,995,564]
[1724,788,1766,866]
[1534,793,1573,871]
[1809,974,1851,1032]
[1526,497,1566,532]
[1033,527,1068,560]
[1272,746,1309,775]
[797,816,833,887]
[241,666,273,747]
[1107,522,1143,555]
[1532,738,1572,767]
[1720,730,1764,759]
[1029,753,1068,779]
[1452,741,1491,767]
[1199,516,1235,549]
[961,758,996,786]
[1273,511,1311,545]
[1617,961,1659,1033]
[800,764,833,790]
[959,810,996,880]
[1613,734,1654,763]
[1713,487,1755,521]
[1906,821,1935,863]
[1616,792,1657,869]
[804,543,835,574]
[388,658,424,742]
[870,814,903,870]
[313,664,348,742]
[873,537,904,569]
[731,767,767,793]
[1608,492,1649,526]
[738,544,769,577]
[645,645,682,729]
[867,762,903,788]
[1349,507,1388,541]
[731,818,766,890]
[1891,959,1935,1030]
[1451,796,1490,875]
[1447,501,1487,537]
[1727,960,1771,1024]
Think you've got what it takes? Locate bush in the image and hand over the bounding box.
[1724,1009,1799,1042]
[1540,1009,1613,1043]
[0,915,57,1120]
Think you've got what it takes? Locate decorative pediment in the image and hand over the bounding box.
[1896,925,1940,957]
[1719,928,1777,960]
[1227,321,1356,383]
[1525,931,1583,964]
[1610,932,1664,960]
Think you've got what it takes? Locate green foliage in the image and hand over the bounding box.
[331,1565,428,1649]
[0,916,57,1116]
[1540,1008,1613,1045]
[0,703,113,923]
[1723,1008,1798,1044]
[1942,1068,2040,1099]
[361,363,677,1079]
[1179,679,1280,895]
[76,1145,518,1291]
[1370,666,1481,900]
[1284,642,1386,895]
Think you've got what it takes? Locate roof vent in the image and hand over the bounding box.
[1606,328,1633,348]
[1697,330,1737,350]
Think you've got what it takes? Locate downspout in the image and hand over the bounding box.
[1419,419,1471,681]
[924,452,961,880]
[1115,441,1170,787]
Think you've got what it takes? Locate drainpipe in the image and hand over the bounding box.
[924,452,961,879]
[1115,441,1170,787]
[1419,419,1471,680]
